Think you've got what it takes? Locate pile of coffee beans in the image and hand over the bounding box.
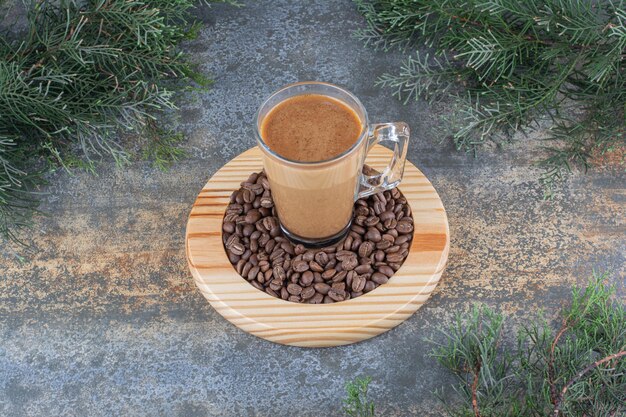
[222,169,414,303]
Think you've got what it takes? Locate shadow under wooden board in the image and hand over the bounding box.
[186,145,449,347]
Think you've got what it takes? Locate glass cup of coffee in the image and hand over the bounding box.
[255,81,409,247]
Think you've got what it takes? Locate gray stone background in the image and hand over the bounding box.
[1,1,624,416]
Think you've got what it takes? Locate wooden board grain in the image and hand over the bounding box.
[186,145,450,347]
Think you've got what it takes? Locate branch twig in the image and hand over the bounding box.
[552,350,626,417]
[471,360,482,417]
[548,320,570,406]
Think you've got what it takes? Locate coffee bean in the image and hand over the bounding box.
[287,283,302,295]
[313,272,323,283]
[280,287,289,300]
[336,250,354,261]
[355,206,369,217]
[292,259,309,272]
[364,216,379,227]
[323,295,334,304]
[227,252,240,264]
[242,189,255,203]
[379,210,395,221]
[223,221,235,234]
[258,233,270,247]
[300,286,315,300]
[294,244,306,255]
[225,234,239,248]
[288,295,301,303]
[386,252,405,263]
[395,234,411,245]
[266,288,279,297]
[376,239,392,250]
[386,245,401,253]
[378,265,395,277]
[260,176,270,190]
[281,241,295,255]
[265,239,276,254]
[321,269,336,280]
[269,226,281,238]
[371,272,389,285]
[301,271,314,286]
[269,279,283,291]
[389,262,402,271]
[250,280,263,290]
[343,235,354,251]
[309,293,324,304]
[382,233,395,243]
[269,248,285,261]
[258,260,270,271]
[364,281,376,293]
[396,220,413,234]
[247,266,260,281]
[314,251,329,266]
[354,264,373,274]
[229,242,245,256]
[262,216,277,231]
[332,270,348,283]
[384,218,397,230]
[365,228,382,242]
[223,213,239,223]
[328,288,346,302]
[358,241,374,258]
[352,275,366,292]
[260,191,273,208]
[332,282,346,292]
[351,224,366,235]
[273,265,286,281]
[341,257,358,271]
[355,215,367,226]
[374,250,386,262]
[314,282,331,295]
[373,201,385,215]
[302,250,316,262]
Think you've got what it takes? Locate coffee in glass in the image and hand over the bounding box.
[255,82,409,247]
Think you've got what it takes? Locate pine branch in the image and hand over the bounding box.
[343,377,376,417]
[553,351,626,417]
[0,0,226,244]
[355,0,626,193]
[340,273,626,416]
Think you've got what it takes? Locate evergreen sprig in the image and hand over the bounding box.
[342,274,626,416]
[354,0,626,195]
[0,0,221,243]
[343,376,376,417]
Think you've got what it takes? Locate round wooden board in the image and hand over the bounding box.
[186,145,449,347]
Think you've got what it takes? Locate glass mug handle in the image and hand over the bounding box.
[358,122,410,199]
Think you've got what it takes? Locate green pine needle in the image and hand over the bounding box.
[341,274,626,416]
[343,376,376,417]
[354,0,626,195]
[0,0,224,243]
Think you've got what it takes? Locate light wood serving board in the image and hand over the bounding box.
[186,145,449,347]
